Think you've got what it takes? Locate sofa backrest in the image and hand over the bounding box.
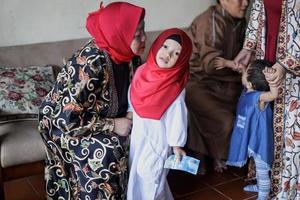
[0,30,165,67]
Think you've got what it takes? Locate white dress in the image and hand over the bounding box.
[127,89,188,200]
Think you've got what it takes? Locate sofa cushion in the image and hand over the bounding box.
[0,66,55,121]
[0,120,45,168]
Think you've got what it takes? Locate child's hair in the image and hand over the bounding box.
[167,34,182,45]
[247,59,273,91]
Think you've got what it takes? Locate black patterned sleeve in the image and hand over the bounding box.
[39,44,115,137]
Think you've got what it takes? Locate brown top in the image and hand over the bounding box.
[188,5,247,82]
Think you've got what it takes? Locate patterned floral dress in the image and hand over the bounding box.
[243,0,300,198]
[38,40,130,200]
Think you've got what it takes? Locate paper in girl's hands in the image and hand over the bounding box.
[164,155,200,175]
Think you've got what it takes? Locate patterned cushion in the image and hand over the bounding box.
[0,66,55,121]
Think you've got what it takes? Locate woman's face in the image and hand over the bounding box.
[221,0,249,19]
[155,39,182,69]
[130,20,146,55]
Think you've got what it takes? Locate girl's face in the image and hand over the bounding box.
[155,39,182,69]
[130,20,146,55]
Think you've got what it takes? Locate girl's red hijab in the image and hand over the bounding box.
[86,2,145,64]
[130,28,192,120]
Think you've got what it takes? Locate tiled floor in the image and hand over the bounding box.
[4,165,257,200]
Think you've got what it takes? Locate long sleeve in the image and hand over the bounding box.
[243,0,264,51]
[189,6,245,82]
[189,10,225,74]
[165,90,188,147]
[276,1,300,75]
[39,43,116,137]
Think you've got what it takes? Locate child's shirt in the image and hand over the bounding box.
[127,83,188,200]
[128,89,187,153]
[226,89,274,169]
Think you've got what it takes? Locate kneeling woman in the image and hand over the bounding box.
[38,2,145,199]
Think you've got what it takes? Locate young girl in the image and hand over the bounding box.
[216,58,278,200]
[126,28,192,200]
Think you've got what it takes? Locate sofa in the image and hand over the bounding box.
[0,29,164,199]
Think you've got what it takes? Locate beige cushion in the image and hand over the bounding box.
[0,120,45,168]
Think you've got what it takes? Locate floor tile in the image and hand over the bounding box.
[27,174,45,198]
[4,178,41,200]
[199,169,240,186]
[214,178,257,200]
[244,196,258,200]
[227,166,248,178]
[168,170,209,198]
[182,188,230,200]
[4,165,252,200]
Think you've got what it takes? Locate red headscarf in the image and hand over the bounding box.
[130,28,192,120]
[86,2,145,64]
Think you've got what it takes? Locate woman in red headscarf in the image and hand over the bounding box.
[127,28,192,200]
[38,2,145,199]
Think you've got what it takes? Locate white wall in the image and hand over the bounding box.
[0,0,214,47]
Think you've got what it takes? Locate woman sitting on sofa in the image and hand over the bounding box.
[38,2,146,199]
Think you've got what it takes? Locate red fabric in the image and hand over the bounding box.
[130,28,192,120]
[86,2,145,64]
[264,0,282,63]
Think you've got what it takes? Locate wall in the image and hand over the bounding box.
[0,0,214,47]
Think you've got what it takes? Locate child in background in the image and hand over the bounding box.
[126,28,192,200]
[216,58,278,200]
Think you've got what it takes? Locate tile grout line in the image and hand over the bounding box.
[175,184,211,199]
[211,186,232,200]
[177,173,244,199]
[212,176,243,187]
[243,195,258,200]
[229,171,243,178]
[211,178,258,200]
[26,177,43,199]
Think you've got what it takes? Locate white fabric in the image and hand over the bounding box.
[127,89,187,200]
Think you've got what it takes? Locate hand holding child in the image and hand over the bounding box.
[113,117,132,136]
[264,63,285,87]
[172,146,186,163]
[263,66,276,75]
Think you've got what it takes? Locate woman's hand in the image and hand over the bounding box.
[172,146,186,163]
[234,49,252,66]
[265,63,286,87]
[126,112,133,120]
[113,117,132,136]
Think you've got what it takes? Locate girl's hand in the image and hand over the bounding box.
[113,117,132,136]
[214,57,226,70]
[265,63,285,87]
[172,146,186,163]
[215,57,241,72]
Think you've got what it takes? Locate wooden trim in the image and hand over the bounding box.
[2,161,44,182]
[0,163,4,200]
